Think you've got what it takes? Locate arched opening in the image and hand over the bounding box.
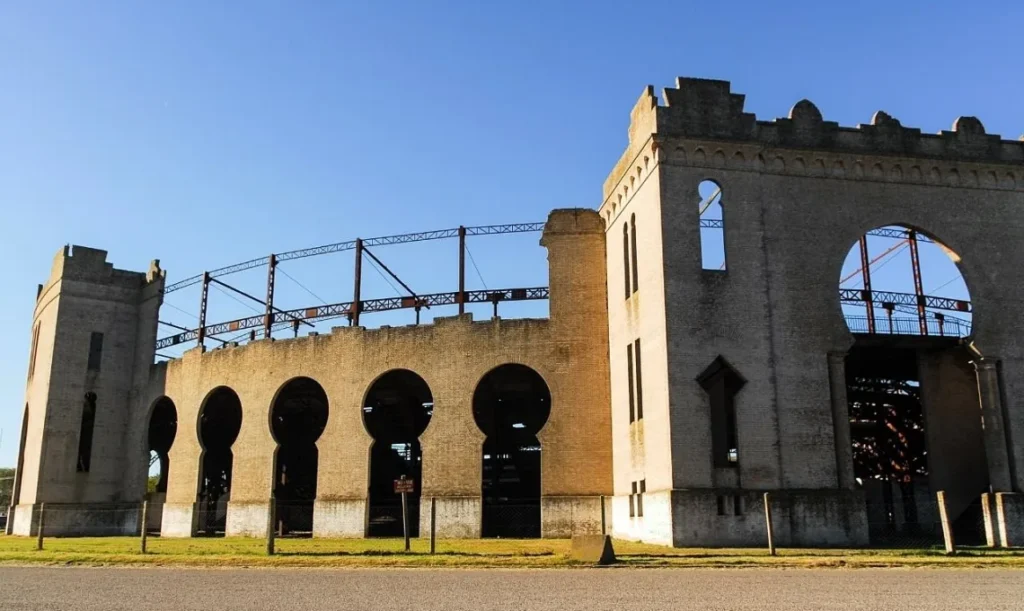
[363,369,433,537]
[838,224,971,337]
[473,364,551,538]
[698,180,725,271]
[270,377,328,536]
[838,225,986,544]
[146,397,177,535]
[147,397,178,495]
[196,387,242,536]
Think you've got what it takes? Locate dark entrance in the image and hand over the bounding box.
[473,364,551,538]
[147,397,178,495]
[271,377,329,536]
[363,369,433,537]
[847,345,928,541]
[197,387,242,536]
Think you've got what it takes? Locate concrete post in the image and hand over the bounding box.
[982,493,997,548]
[140,501,149,554]
[763,493,776,556]
[429,497,436,555]
[266,498,276,556]
[827,352,855,489]
[35,503,45,551]
[936,491,955,555]
[973,359,1014,492]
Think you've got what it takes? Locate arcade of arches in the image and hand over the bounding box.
[151,363,557,538]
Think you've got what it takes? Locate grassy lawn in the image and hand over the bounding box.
[1,535,1022,568]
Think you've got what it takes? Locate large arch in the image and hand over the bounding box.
[270,377,329,536]
[362,369,433,537]
[473,363,551,538]
[837,223,972,338]
[147,397,178,497]
[196,386,242,536]
[836,224,987,543]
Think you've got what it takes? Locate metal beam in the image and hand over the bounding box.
[858,237,876,334]
[210,277,314,329]
[908,230,928,335]
[839,288,971,312]
[352,238,363,326]
[363,246,423,304]
[264,254,277,339]
[155,286,550,349]
[458,226,466,315]
[197,272,210,348]
[162,222,547,293]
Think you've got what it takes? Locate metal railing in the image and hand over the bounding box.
[845,315,971,337]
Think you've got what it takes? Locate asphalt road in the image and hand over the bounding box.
[1,567,1022,610]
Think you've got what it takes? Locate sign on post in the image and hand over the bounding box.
[394,476,414,552]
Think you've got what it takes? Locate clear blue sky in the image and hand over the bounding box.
[1,1,1020,466]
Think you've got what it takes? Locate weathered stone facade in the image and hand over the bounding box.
[8,77,1024,546]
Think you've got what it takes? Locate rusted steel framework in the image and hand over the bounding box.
[157,287,549,350]
[163,222,548,294]
[157,221,966,352]
[838,288,971,313]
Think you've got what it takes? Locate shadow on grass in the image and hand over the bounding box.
[276,549,556,558]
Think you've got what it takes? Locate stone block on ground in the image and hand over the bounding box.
[570,534,616,565]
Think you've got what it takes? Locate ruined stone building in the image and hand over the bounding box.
[7,77,1024,547]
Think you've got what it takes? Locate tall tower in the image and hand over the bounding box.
[8,246,163,535]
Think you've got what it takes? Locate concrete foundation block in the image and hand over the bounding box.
[782,489,868,547]
[9,503,139,537]
[610,490,673,546]
[542,496,604,538]
[419,496,480,538]
[160,503,197,537]
[226,501,271,537]
[995,492,1024,548]
[570,534,616,564]
[313,498,366,538]
[667,488,867,548]
[10,503,37,536]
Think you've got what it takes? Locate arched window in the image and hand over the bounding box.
[697,357,744,467]
[630,214,639,293]
[698,180,726,271]
[622,222,631,299]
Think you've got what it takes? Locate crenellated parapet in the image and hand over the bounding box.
[601,77,1023,214]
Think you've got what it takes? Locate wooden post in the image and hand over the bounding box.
[429,496,437,555]
[763,493,776,556]
[35,502,45,551]
[937,491,956,555]
[982,492,997,548]
[600,495,607,535]
[266,498,276,556]
[140,501,149,554]
[401,490,410,552]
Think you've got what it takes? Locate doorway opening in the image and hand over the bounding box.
[271,377,329,536]
[363,370,433,537]
[473,364,551,538]
[196,387,242,536]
